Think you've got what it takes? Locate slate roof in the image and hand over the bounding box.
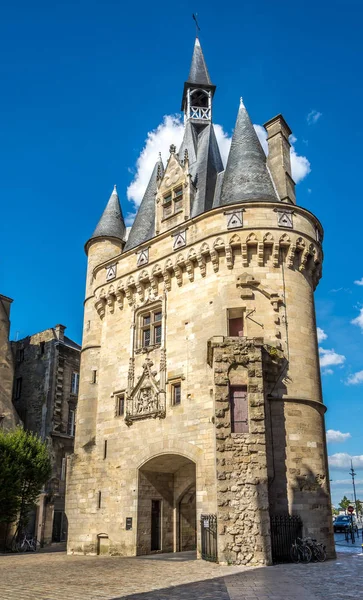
[124,156,164,252]
[178,121,224,217]
[219,99,278,206]
[187,37,213,86]
[88,186,126,244]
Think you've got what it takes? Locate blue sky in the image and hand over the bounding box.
[1,0,362,506]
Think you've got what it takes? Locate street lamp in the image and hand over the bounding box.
[349,460,359,519]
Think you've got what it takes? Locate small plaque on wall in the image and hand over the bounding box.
[126,517,132,530]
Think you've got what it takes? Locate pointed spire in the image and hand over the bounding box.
[187,37,212,86]
[88,185,126,245]
[181,37,216,112]
[124,155,164,252]
[219,99,279,206]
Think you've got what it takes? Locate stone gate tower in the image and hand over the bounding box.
[66,37,334,564]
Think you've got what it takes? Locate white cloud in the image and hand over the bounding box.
[318,347,346,368]
[126,115,311,214]
[322,368,333,376]
[329,453,363,469]
[346,370,363,385]
[326,430,351,443]
[354,278,363,286]
[307,110,322,125]
[254,125,310,183]
[127,115,184,207]
[317,327,327,342]
[213,123,232,167]
[351,308,363,332]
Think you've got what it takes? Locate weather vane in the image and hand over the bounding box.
[192,13,200,35]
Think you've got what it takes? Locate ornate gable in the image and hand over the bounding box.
[155,145,195,235]
[125,358,166,424]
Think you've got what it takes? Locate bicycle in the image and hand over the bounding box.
[305,537,326,562]
[290,537,312,563]
[11,534,39,552]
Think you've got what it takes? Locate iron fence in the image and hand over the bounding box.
[200,514,217,562]
[270,514,302,563]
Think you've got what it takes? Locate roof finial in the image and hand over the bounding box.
[240,97,245,107]
[169,144,176,154]
[158,152,162,161]
[113,184,117,193]
[192,13,200,37]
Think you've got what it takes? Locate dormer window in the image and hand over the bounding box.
[162,187,184,220]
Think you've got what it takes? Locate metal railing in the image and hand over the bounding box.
[201,514,217,562]
[270,514,302,563]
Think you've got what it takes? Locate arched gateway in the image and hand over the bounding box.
[137,454,196,555]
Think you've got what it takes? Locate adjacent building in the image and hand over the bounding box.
[13,324,80,544]
[66,37,334,564]
[0,294,20,431]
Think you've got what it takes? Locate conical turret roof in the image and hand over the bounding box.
[124,156,164,252]
[88,185,126,244]
[219,99,278,205]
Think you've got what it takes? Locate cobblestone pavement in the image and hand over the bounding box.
[1,550,362,600]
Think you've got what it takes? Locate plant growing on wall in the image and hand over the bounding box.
[0,427,51,548]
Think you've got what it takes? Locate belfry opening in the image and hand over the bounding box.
[137,454,196,555]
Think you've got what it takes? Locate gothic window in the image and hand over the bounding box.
[230,386,248,433]
[171,382,181,405]
[228,308,244,337]
[71,372,79,395]
[115,392,125,416]
[162,186,184,220]
[67,407,76,436]
[138,306,162,349]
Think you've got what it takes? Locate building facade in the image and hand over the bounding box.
[13,324,80,544]
[66,38,334,564]
[0,294,20,431]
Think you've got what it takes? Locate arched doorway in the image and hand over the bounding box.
[137,454,196,555]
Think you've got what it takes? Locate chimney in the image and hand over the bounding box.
[54,324,66,342]
[264,114,296,205]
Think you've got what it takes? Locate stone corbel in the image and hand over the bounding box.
[225,245,233,270]
[287,243,296,269]
[125,286,134,306]
[185,259,194,282]
[257,242,264,267]
[106,292,115,314]
[174,263,183,286]
[136,281,144,302]
[95,298,106,319]
[272,243,280,267]
[162,269,171,291]
[299,248,310,272]
[197,253,206,277]
[241,243,248,267]
[210,248,219,273]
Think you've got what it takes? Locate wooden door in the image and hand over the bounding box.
[230,386,248,433]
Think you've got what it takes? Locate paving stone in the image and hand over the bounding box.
[0,550,362,599]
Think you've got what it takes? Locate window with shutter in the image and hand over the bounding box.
[230,386,248,433]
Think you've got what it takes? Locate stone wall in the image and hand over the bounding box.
[210,337,283,566]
